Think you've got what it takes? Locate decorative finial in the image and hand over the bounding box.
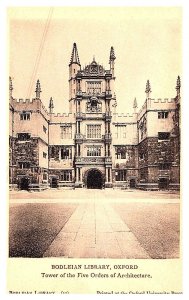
[176,76,181,96]
[69,42,80,66]
[35,79,42,99]
[145,80,151,98]
[109,46,116,62]
[49,97,54,114]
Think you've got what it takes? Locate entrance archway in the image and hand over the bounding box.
[87,169,103,189]
[20,177,29,190]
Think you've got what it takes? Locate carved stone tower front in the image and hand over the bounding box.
[69,43,116,188]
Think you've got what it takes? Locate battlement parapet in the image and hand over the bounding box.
[12,98,39,104]
[113,113,137,123]
[51,112,74,123]
[151,98,175,104]
[11,97,49,119]
[147,98,176,111]
[138,97,176,120]
[117,113,135,118]
[53,113,72,117]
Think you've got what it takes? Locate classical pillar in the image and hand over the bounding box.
[76,144,78,156]
[105,144,107,156]
[109,168,112,183]
[72,169,74,182]
[59,146,61,160]
[76,167,78,182]
[76,121,78,133]
[108,145,110,156]
[76,99,78,112]
[80,167,83,183]
[105,167,108,183]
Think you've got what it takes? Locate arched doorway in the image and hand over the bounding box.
[87,169,103,189]
[20,177,29,190]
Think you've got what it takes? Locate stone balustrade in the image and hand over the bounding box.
[75,156,112,165]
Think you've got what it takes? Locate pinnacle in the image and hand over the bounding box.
[9,76,13,90]
[133,97,138,108]
[69,42,81,66]
[176,76,181,90]
[49,97,54,108]
[35,79,41,92]
[110,46,116,61]
[145,80,151,93]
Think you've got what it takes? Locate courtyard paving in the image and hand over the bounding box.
[9,189,180,259]
[9,188,179,201]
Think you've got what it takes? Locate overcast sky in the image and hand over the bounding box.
[8,7,182,114]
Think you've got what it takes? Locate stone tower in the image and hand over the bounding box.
[70,45,116,188]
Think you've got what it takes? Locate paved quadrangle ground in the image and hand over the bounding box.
[10,188,179,200]
[9,189,180,259]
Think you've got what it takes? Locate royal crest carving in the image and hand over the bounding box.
[83,59,105,76]
[86,96,102,112]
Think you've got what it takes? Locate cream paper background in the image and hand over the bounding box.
[3,1,187,296]
[8,6,181,114]
[7,259,182,294]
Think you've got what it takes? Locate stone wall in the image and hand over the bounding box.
[137,137,180,189]
[10,137,49,189]
[13,138,39,166]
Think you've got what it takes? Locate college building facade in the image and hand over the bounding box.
[9,43,180,191]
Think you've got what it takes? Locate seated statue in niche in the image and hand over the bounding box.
[86,96,102,112]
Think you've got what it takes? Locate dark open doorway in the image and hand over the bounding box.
[51,177,58,188]
[130,178,136,188]
[20,177,29,190]
[158,178,169,190]
[87,169,103,189]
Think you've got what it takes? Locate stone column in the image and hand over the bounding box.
[76,167,78,182]
[109,167,112,183]
[105,167,108,183]
[105,144,107,156]
[59,146,61,160]
[72,169,75,182]
[76,144,78,156]
[80,167,83,184]
[76,121,78,133]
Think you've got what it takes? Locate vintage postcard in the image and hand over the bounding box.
[7,5,182,295]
